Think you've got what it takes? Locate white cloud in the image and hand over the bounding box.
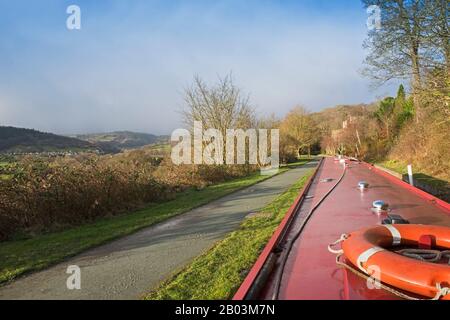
[0,1,397,134]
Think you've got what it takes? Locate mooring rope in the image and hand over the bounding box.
[271,161,348,300]
[327,233,349,254]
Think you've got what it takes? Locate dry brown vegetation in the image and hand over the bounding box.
[389,77,449,182]
[279,0,449,188]
[0,75,264,242]
[276,78,448,190]
[0,147,257,242]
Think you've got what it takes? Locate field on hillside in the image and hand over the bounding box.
[0,161,13,180]
[0,126,99,154]
[74,131,169,151]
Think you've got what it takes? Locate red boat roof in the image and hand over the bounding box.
[235,157,450,300]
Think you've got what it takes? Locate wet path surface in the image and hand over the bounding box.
[0,162,317,300]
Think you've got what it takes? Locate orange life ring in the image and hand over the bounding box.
[340,224,450,300]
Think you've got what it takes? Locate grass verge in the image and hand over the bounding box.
[145,169,314,300]
[283,159,311,169]
[0,162,11,180]
[378,159,449,190]
[0,169,287,285]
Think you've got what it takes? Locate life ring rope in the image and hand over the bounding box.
[338,253,450,300]
[396,248,450,263]
[329,237,450,300]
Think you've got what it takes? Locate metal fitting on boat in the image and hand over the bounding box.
[358,181,369,190]
[381,214,410,225]
[372,200,388,211]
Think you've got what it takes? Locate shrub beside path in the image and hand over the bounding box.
[0,162,317,300]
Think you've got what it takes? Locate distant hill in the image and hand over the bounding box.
[311,103,378,131]
[0,126,100,154]
[75,131,169,150]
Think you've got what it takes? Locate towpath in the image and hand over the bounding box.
[0,162,317,300]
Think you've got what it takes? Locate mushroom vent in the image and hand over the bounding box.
[372,200,389,211]
[358,181,369,190]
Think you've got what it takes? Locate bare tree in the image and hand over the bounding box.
[182,74,255,135]
[280,106,319,158]
[362,0,426,94]
[362,0,448,96]
[422,0,449,75]
[181,74,256,165]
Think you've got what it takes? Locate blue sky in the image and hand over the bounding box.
[0,0,397,135]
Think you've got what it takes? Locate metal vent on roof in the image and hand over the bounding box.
[372,200,389,211]
[358,181,369,190]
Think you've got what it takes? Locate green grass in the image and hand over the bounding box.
[148,143,170,150]
[0,170,287,285]
[145,169,314,300]
[283,159,311,169]
[378,159,448,190]
[0,161,12,180]
[378,159,407,175]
